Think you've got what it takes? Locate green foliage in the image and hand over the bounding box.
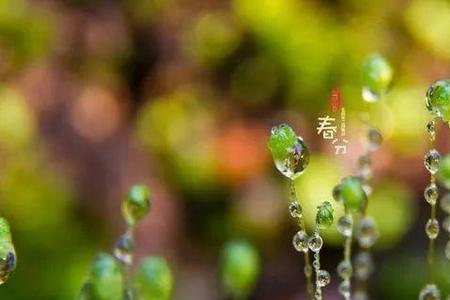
[134,257,173,300]
[221,240,260,299]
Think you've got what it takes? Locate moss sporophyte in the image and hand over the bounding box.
[269,124,333,300]
[419,79,450,300]
[77,185,173,300]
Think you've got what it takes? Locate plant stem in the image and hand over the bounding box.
[289,180,314,300]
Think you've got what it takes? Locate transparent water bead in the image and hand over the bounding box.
[337,260,352,279]
[358,154,372,180]
[361,54,393,102]
[292,230,309,253]
[440,193,450,214]
[268,124,310,180]
[419,284,441,300]
[425,218,440,239]
[113,232,134,265]
[445,240,450,260]
[442,216,450,232]
[122,185,151,226]
[308,233,323,252]
[354,252,373,280]
[317,270,331,287]
[337,215,353,238]
[424,183,439,205]
[427,120,436,141]
[289,201,302,218]
[338,280,351,298]
[425,149,441,175]
[356,217,379,248]
[0,218,16,285]
[425,79,450,123]
[367,127,382,150]
[0,243,16,285]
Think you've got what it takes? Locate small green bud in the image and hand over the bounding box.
[122,185,151,226]
[268,124,310,179]
[316,201,334,229]
[268,124,297,160]
[439,154,450,189]
[334,177,367,212]
[362,54,393,102]
[134,257,173,300]
[221,240,260,298]
[90,253,123,300]
[425,79,450,123]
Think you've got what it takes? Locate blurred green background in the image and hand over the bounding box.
[0,0,449,299]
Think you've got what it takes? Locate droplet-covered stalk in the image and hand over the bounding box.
[269,124,324,299]
[333,177,367,299]
[419,79,450,299]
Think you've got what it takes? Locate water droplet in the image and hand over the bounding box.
[134,257,173,300]
[419,284,441,300]
[445,241,450,260]
[0,242,16,285]
[358,155,372,181]
[426,218,440,239]
[336,177,367,212]
[289,201,302,218]
[425,79,450,123]
[317,270,331,287]
[440,193,450,214]
[424,183,439,205]
[427,120,436,141]
[337,260,352,279]
[308,233,323,252]
[332,184,342,202]
[274,138,310,180]
[268,125,310,180]
[367,128,382,150]
[337,215,353,238]
[442,217,450,233]
[292,231,309,253]
[338,280,351,298]
[354,252,373,281]
[356,217,378,248]
[90,253,123,300]
[113,232,134,265]
[122,185,151,226]
[425,149,441,175]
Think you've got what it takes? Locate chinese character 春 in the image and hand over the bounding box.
[317,116,337,139]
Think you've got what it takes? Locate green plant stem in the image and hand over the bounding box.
[289,180,314,300]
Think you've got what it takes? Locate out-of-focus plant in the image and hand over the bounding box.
[419,79,450,300]
[220,240,260,300]
[268,124,334,299]
[78,185,173,300]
